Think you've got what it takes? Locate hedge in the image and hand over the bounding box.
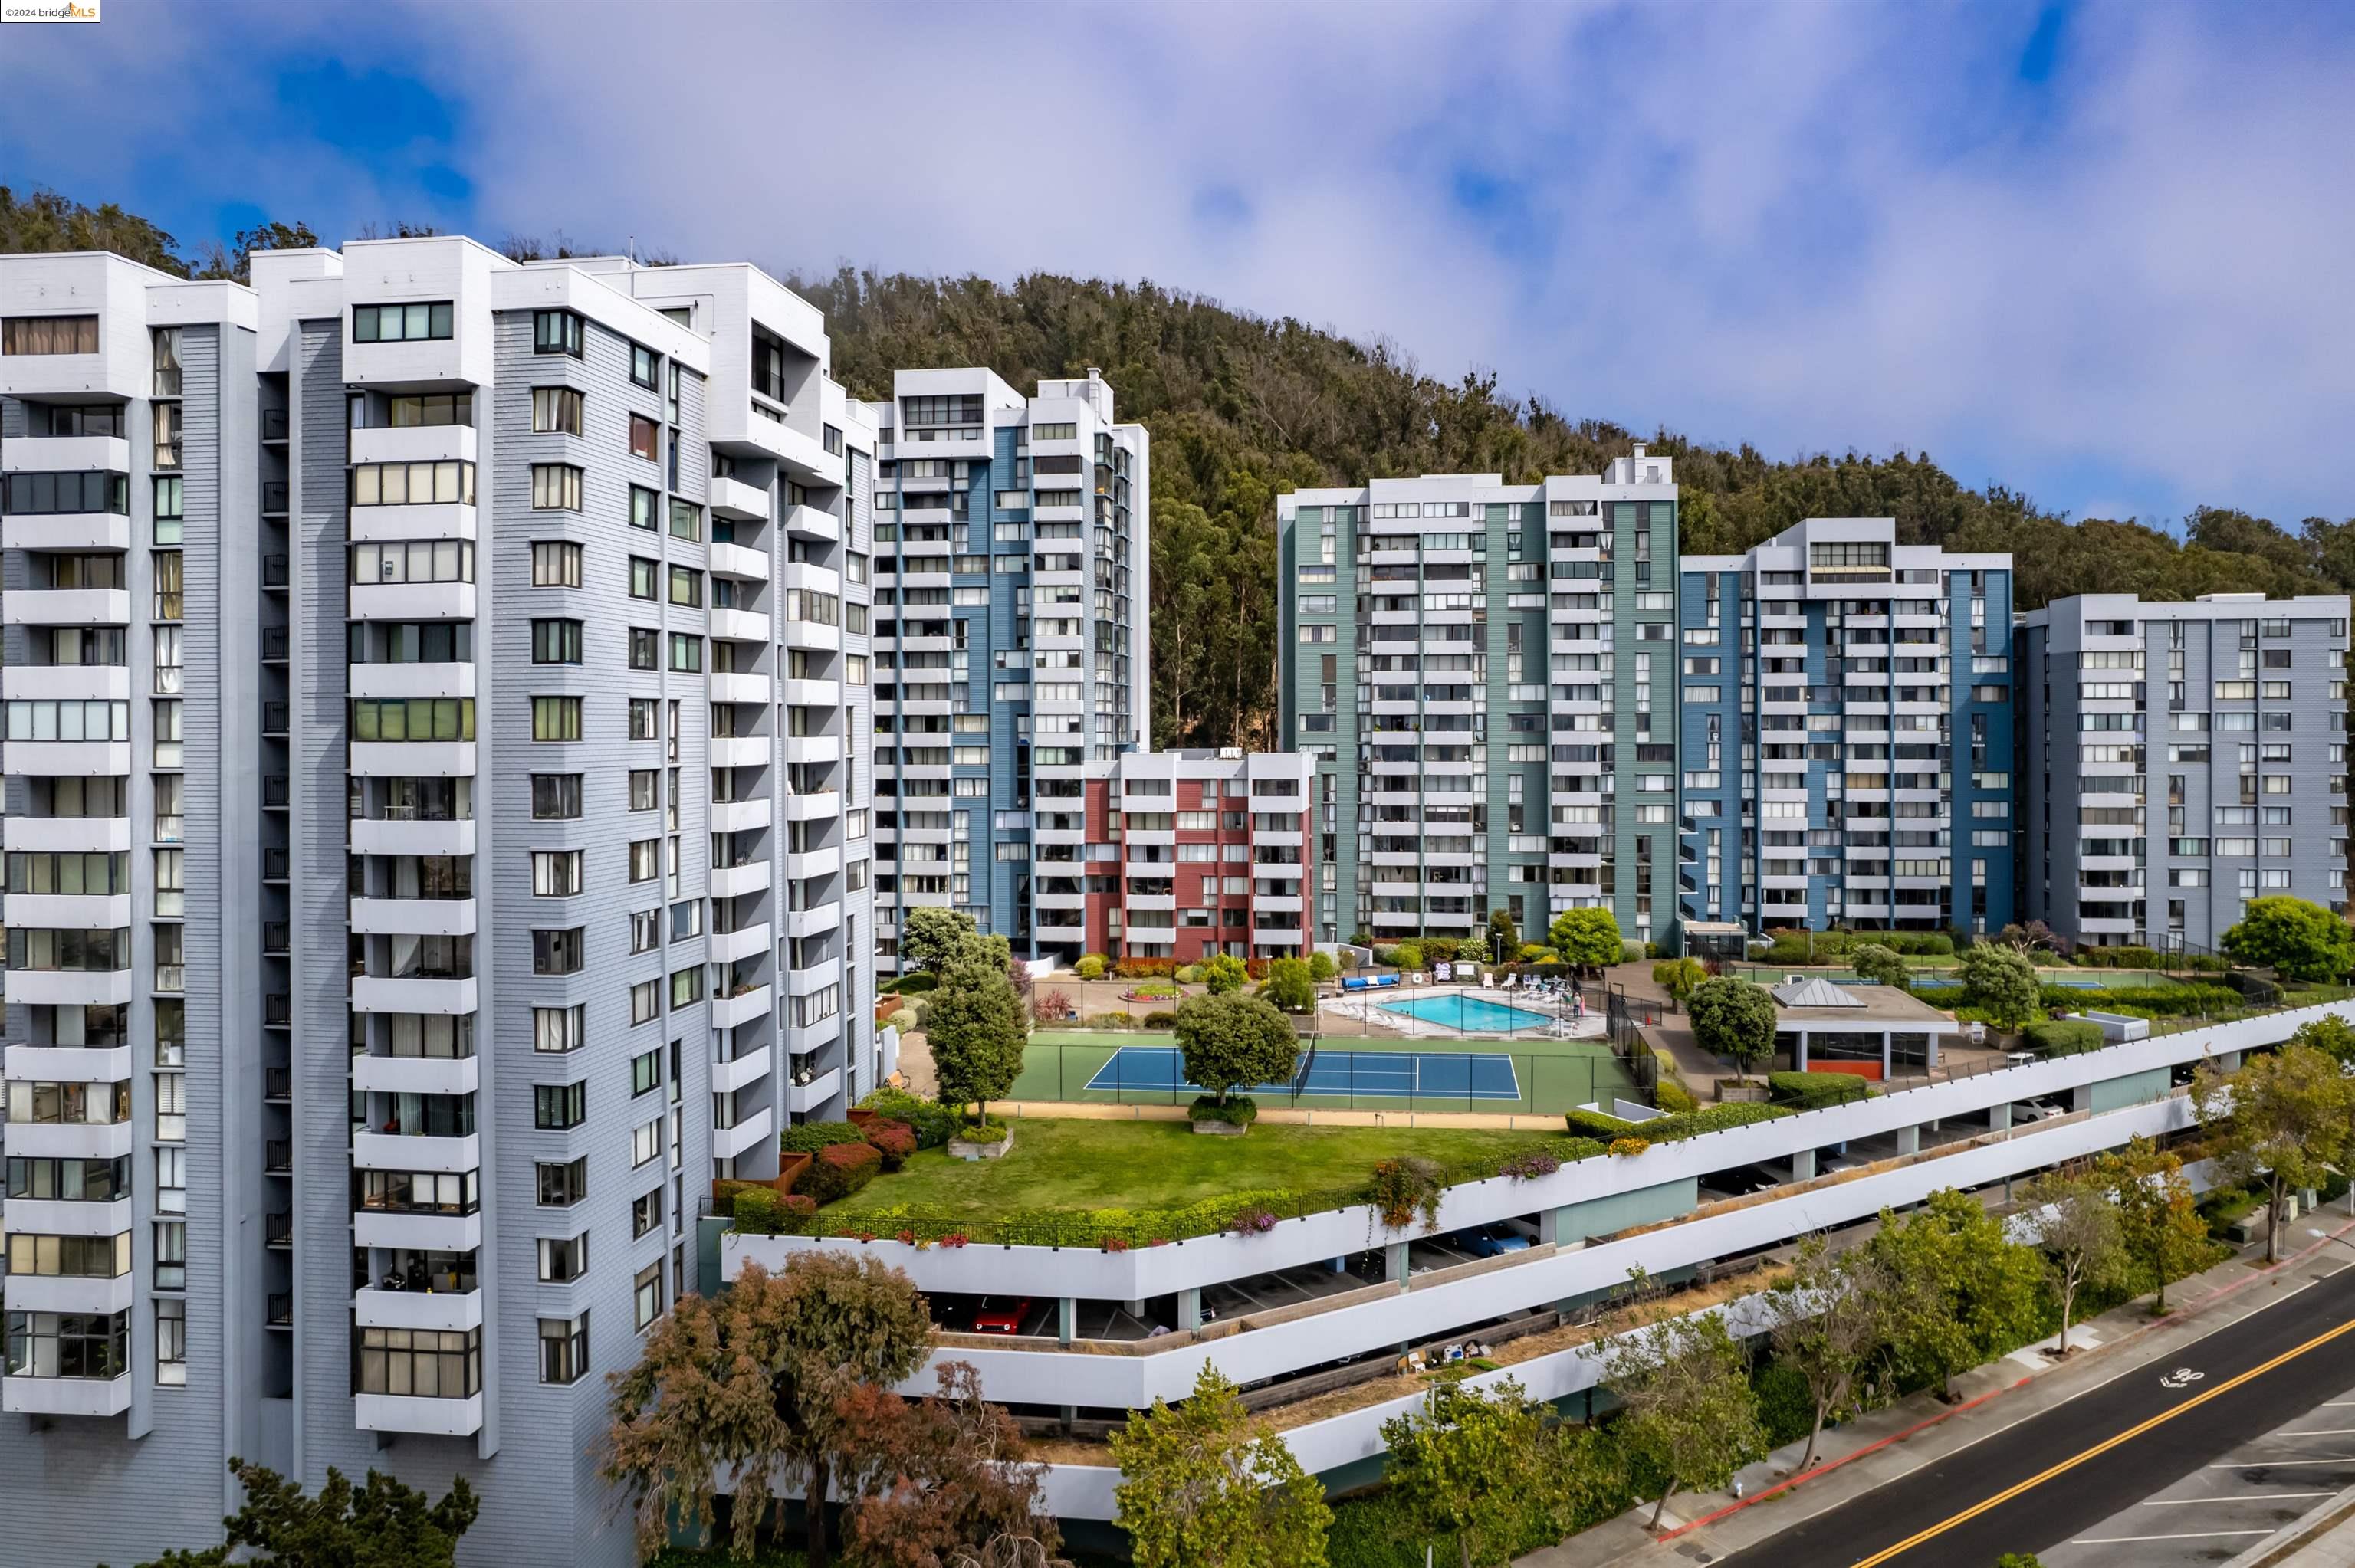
[2036,981,2245,1019]
[1768,1070,1871,1109]
[779,1120,870,1155]
[863,1120,916,1170]
[2023,1019,2106,1056]
[798,1141,882,1206]
[879,973,938,996]
[1188,1094,1258,1127]
[857,1087,963,1150]
[732,1189,817,1235]
[1564,1102,1788,1142]
[1760,928,1955,959]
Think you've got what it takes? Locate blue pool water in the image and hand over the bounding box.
[1378,994,1553,1033]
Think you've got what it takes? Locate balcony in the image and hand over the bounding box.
[2,510,130,553]
[354,1391,483,1438]
[353,1284,483,1334]
[1,814,131,854]
[708,540,770,582]
[711,735,770,769]
[349,815,475,857]
[2,433,132,476]
[349,424,478,470]
[347,897,478,937]
[708,982,774,1029]
[781,900,842,939]
[709,474,770,523]
[350,974,478,1015]
[2,1370,131,1418]
[707,606,770,644]
[711,797,772,835]
[1,891,131,930]
[784,955,842,996]
[710,920,772,964]
[783,502,838,543]
[347,582,475,622]
[711,1104,775,1161]
[0,1193,131,1240]
[781,734,840,766]
[2,968,133,1008]
[783,843,841,881]
[348,740,474,779]
[347,662,475,700]
[351,1206,481,1254]
[1,662,126,706]
[708,671,772,707]
[351,1129,479,1176]
[783,1064,843,1114]
[712,1045,773,1095]
[3,588,131,628]
[1,1268,136,1317]
[350,1051,479,1097]
[711,858,773,900]
[1,1118,133,1162]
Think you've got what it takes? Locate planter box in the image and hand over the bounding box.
[949,1126,1013,1161]
[1191,1119,1249,1137]
[1715,1081,1772,1104]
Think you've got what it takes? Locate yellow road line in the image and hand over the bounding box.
[1851,1316,2355,1566]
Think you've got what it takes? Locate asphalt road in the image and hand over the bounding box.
[1711,1261,2355,1567]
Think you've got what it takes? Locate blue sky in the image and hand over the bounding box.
[8,0,2352,529]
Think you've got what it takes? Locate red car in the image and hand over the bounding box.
[971,1297,1033,1334]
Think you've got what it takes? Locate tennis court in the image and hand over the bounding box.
[1009,1032,1631,1115]
[1081,1044,1524,1102]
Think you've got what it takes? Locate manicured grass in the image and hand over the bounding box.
[824,1116,1562,1219]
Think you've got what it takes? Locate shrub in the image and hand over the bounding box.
[732,1187,780,1234]
[1393,941,1425,970]
[1264,956,1317,1012]
[1619,940,1647,965]
[1174,963,1205,984]
[1076,953,1109,980]
[779,1120,870,1155]
[1421,936,1461,964]
[1367,1157,1444,1231]
[1033,986,1076,1024]
[1608,1136,1650,1157]
[797,1140,883,1205]
[1309,950,1338,982]
[1230,1206,1279,1235]
[1768,1071,1871,1109]
[2075,944,2161,971]
[1518,943,1555,963]
[1086,1012,1136,1030]
[1501,1146,1562,1180]
[862,1120,917,1171]
[1188,1094,1259,1127]
[1564,1102,1786,1142]
[2023,1019,2106,1056]
[859,1086,961,1150]
[1142,1009,1179,1029]
[952,1115,1011,1144]
[885,1007,917,1033]
[711,1177,766,1213]
[1373,946,1403,967]
[1654,1077,1697,1114]
[882,972,938,996]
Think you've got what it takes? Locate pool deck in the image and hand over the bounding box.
[1317,986,1608,1042]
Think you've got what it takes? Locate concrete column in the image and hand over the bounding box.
[1895,1124,1920,1155]
[1989,1101,2012,1131]
[2071,1082,2094,1113]
[1797,1030,1811,1071]
[2217,1050,2243,1073]
[1385,1240,1411,1288]
[1881,1030,1893,1079]
[1059,1297,1077,1345]
[1791,1148,1817,1181]
[1179,1287,1201,1331]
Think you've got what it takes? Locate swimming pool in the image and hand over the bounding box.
[1378,993,1553,1034]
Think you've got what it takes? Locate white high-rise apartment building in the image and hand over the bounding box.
[0,239,878,1568]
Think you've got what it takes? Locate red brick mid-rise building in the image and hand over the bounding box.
[1065,750,1315,964]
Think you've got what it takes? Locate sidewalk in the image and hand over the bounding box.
[1517,1213,2355,1567]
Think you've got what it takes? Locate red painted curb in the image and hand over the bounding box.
[1648,1209,2355,1545]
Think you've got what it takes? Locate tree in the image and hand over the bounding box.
[1110,1364,1331,1568]
[1995,921,2063,957]
[1650,957,1706,1007]
[1768,1236,1903,1470]
[1849,943,1909,989]
[836,1363,1066,1568]
[1589,1306,1764,1530]
[1686,977,1778,1081]
[1549,907,1624,973]
[112,1458,477,1568]
[2094,1137,2212,1314]
[901,907,978,975]
[606,1254,934,1568]
[2019,1169,2128,1353]
[1957,943,2039,1032]
[1263,956,1316,1012]
[189,218,319,284]
[2196,1044,2355,1263]
[928,952,1030,1126]
[0,185,190,277]
[1202,953,1249,995]
[1486,907,1519,962]
[2291,1014,2355,1068]
[1866,1190,2045,1393]
[1308,950,1338,983]
[2221,896,2355,982]
[1380,1378,1590,1568]
[1174,992,1299,1105]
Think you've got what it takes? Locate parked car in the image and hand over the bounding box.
[1458,1225,1533,1258]
[971,1297,1033,1334]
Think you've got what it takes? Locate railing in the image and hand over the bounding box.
[264,1140,291,1174]
[264,994,290,1028]
[263,923,289,955]
[261,626,288,661]
[264,1212,291,1248]
[261,408,288,442]
[264,1066,291,1101]
[266,1294,292,1327]
[261,482,288,514]
[263,776,288,809]
[262,702,288,735]
[261,555,287,587]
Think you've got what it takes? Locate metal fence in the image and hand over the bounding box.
[1008,1039,1641,1118]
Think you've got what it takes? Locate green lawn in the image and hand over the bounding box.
[825,1116,1561,1219]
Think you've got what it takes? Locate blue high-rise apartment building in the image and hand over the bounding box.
[1677,519,2016,941]
[859,369,1150,970]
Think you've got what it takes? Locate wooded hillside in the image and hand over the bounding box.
[8,187,2347,752]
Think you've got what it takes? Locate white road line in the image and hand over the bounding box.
[2206,1455,2355,1467]
[2071,1530,2275,1544]
[2143,1491,2336,1505]
[2262,1427,2355,1438]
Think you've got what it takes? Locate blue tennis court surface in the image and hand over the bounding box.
[1082,1045,1523,1101]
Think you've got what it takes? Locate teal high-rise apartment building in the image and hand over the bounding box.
[1276,450,1681,951]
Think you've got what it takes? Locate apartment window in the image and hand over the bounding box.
[629,700,659,741]
[532,927,584,976]
[534,1081,587,1130]
[2,314,100,355]
[632,1116,662,1168]
[530,618,583,664]
[630,909,660,954]
[350,697,473,742]
[3,471,130,517]
[152,477,183,544]
[353,302,454,343]
[531,540,583,588]
[531,696,583,741]
[822,424,843,456]
[670,899,701,940]
[531,850,583,897]
[668,566,703,608]
[629,839,659,883]
[625,484,659,532]
[629,556,657,600]
[628,341,659,389]
[531,387,583,435]
[668,500,701,541]
[531,774,583,820]
[536,1157,589,1206]
[534,309,585,356]
[629,979,660,1025]
[539,1314,589,1384]
[6,1232,130,1278]
[348,538,474,582]
[668,634,701,673]
[629,769,659,811]
[355,1327,481,1400]
[668,966,703,1009]
[632,1187,663,1239]
[386,392,471,428]
[153,552,183,620]
[629,414,659,462]
[530,464,583,512]
[534,1005,586,1054]
[156,1299,186,1386]
[628,628,659,671]
[634,1262,662,1330]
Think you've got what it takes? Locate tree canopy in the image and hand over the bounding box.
[1549,907,1624,973]
[1685,977,1778,1080]
[1174,991,1299,1105]
[1110,1364,1331,1568]
[110,1458,477,1568]
[899,907,978,976]
[2220,897,2355,982]
[1957,943,2041,1033]
[2196,1044,2355,1262]
[928,953,1030,1124]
